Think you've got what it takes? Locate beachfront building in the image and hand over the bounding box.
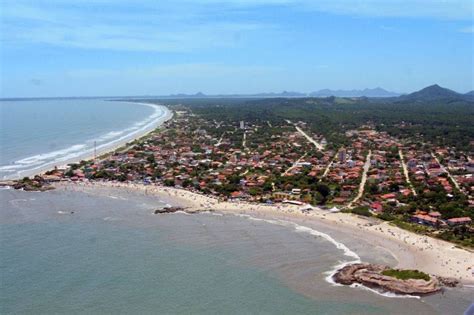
[446,217,472,226]
[410,214,439,227]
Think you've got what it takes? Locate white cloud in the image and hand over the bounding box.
[459,26,474,33]
[1,1,273,52]
[6,22,265,52]
[186,0,473,20]
[66,63,282,79]
[1,0,471,52]
[304,0,471,20]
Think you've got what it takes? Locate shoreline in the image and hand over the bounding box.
[1,102,173,180]
[56,181,474,285]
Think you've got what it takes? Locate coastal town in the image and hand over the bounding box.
[17,104,474,248]
[3,0,474,312]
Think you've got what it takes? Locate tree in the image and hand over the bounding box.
[316,183,330,198]
[164,179,175,186]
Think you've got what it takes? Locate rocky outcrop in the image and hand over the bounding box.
[333,263,442,295]
[154,207,212,214]
[0,181,16,187]
[154,206,186,214]
[12,176,54,192]
[436,276,459,288]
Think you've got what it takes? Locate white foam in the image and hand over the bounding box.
[1,102,171,180]
[174,210,191,216]
[0,144,87,171]
[201,211,224,216]
[232,213,419,299]
[234,214,359,260]
[103,217,121,221]
[16,144,87,165]
[349,283,420,299]
[97,131,124,142]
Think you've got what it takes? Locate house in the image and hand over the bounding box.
[332,197,347,204]
[230,191,244,199]
[411,214,439,227]
[381,193,396,200]
[428,211,442,218]
[273,192,300,201]
[370,202,383,213]
[446,217,472,226]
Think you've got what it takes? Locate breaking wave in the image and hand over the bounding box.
[232,213,420,299]
[0,102,171,180]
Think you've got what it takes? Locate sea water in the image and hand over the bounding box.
[0,99,167,179]
[2,187,470,314]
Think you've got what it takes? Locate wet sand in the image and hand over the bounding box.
[5,183,473,314]
[57,181,474,285]
[5,103,173,180]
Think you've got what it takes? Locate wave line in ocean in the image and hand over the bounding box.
[231,213,420,299]
[0,102,170,180]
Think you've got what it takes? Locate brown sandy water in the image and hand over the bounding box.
[1,186,472,314]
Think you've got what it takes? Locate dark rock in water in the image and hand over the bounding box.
[186,209,206,214]
[436,276,459,288]
[333,263,442,296]
[11,175,55,192]
[154,206,185,214]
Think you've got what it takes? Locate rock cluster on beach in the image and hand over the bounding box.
[333,263,444,295]
[11,176,54,192]
[154,206,190,214]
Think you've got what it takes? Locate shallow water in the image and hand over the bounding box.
[0,188,471,314]
[0,99,166,179]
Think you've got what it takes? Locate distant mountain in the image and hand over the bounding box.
[400,84,464,101]
[309,87,399,98]
[168,92,207,98]
[463,91,474,101]
[165,91,307,98]
[253,91,307,97]
[147,85,472,101]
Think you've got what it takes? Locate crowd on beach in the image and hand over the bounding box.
[9,106,473,284]
[58,180,474,284]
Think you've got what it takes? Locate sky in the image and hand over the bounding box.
[0,0,473,97]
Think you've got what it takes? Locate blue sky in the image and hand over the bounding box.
[1,0,473,97]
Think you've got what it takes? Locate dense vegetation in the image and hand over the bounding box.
[149,96,474,151]
[128,95,473,247]
[382,269,431,281]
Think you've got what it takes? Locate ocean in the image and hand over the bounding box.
[1,99,472,314]
[0,99,169,180]
[1,186,471,314]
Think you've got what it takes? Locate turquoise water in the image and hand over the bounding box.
[0,99,165,179]
[0,187,456,314]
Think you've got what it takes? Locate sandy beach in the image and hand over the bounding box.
[58,181,474,285]
[4,102,173,180]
